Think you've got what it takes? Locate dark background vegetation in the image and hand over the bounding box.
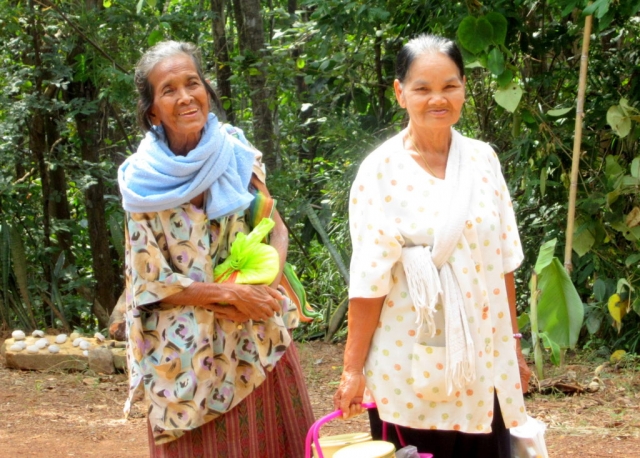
[1,0,639,358]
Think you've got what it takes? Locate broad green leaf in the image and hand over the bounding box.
[605,155,624,185]
[494,82,522,112]
[517,312,530,329]
[625,253,640,267]
[148,30,164,47]
[465,60,485,69]
[607,105,631,137]
[487,48,505,76]
[573,219,595,257]
[593,278,608,302]
[537,258,584,348]
[630,157,640,179]
[534,238,556,274]
[539,332,561,366]
[457,16,493,54]
[583,0,610,19]
[496,69,513,87]
[485,12,508,46]
[586,311,603,335]
[633,296,640,316]
[136,0,145,13]
[547,107,573,117]
[296,58,305,69]
[103,0,112,7]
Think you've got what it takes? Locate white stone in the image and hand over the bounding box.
[32,330,45,338]
[55,334,68,344]
[9,344,24,352]
[26,345,40,354]
[35,338,49,349]
[70,332,81,340]
[14,341,27,350]
[72,338,84,347]
[48,345,61,354]
[94,332,106,342]
[11,330,26,341]
[79,340,91,350]
[83,350,89,357]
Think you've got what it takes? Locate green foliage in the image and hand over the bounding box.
[0,0,637,354]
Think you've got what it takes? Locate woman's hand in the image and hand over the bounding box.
[333,371,367,419]
[224,284,283,321]
[199,303,251,322]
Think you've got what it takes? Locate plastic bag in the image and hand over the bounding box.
[214,217,279,285]
[510,415,549,458]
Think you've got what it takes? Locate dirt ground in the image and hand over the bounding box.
[1,338,640,457]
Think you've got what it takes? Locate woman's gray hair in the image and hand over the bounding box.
[134,40,222,133]
[396,34,465,83]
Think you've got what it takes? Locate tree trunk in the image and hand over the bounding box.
[64,0,114,328]
[232,0,276,170]
[211,0,234,123]
[66,81,114,329]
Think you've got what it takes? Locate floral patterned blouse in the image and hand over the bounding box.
[122,158,299,445]
[349,130,527,434]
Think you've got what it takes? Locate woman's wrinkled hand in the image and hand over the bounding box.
[199,303,251,322]
[333,371,367,419]
[225,284,284,321]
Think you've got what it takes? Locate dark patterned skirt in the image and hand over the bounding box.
[148,343,314,458]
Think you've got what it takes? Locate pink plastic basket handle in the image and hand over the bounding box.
[304,402,377,458]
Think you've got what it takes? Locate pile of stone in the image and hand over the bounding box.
[1,329,126,374]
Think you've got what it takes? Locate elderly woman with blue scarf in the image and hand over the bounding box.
[117,41,314,458]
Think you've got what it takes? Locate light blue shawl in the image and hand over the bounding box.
[118,113,255,220]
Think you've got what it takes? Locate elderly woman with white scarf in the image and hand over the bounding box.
[117,41,313,458]
[333,34,531,458]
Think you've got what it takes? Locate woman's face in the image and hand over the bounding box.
[147,54,210,150]
[394,52,466,132]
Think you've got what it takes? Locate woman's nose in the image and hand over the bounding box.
[176,87,192,103]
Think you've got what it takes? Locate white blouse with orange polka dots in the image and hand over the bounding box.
[349,129,527,434]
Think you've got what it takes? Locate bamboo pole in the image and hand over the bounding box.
[564,13,593,272]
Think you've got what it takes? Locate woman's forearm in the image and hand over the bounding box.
[161,281,234,306]
[505,271,519,334]
[343,296,386,373]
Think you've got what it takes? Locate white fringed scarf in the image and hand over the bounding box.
[401,128,476,395]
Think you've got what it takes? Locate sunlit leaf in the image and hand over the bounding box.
[537,258,583,348]
[625,207,640,228]
[539,332,561,365]
[610,349,626,363]
[631,158,640,178]
[534,238,556,274]
[573,218,595,257]
[494,82,522,112]
[547,107,573,117]
[607,293,627,333]
[625,253,640,267]
[147,30,164,46]
[607,105,631,137]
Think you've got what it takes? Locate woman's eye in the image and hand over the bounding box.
[162,88,174,95]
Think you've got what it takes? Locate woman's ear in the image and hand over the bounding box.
[147,110,160,126]
[393,79,405,108]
